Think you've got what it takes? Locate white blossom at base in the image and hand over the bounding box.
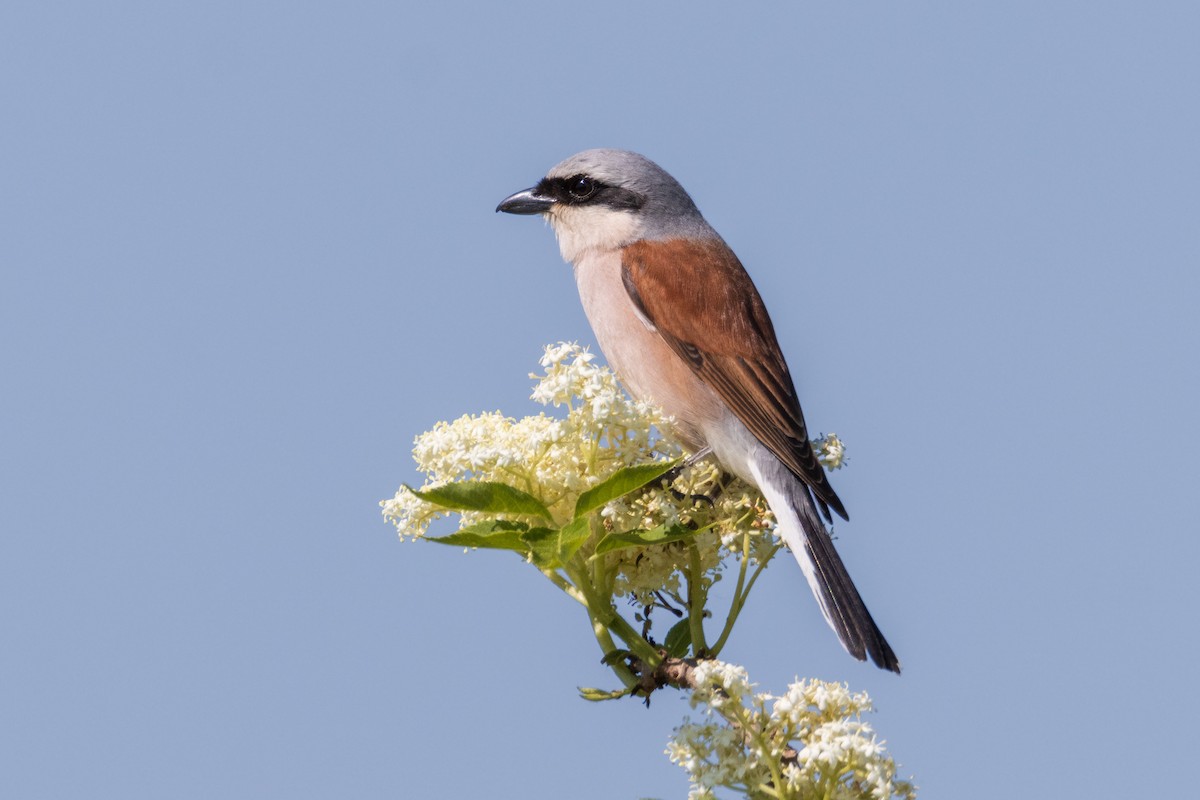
[668,660,915,800]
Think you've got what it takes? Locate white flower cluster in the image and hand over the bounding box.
[815,432,847,470]
[600,457,775,605]
[381,342,669,534]
[380,343,778,603]
[668,661,915,800]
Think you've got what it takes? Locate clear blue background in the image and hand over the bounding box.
[3,2,1197,797]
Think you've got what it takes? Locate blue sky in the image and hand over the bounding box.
[2,2,1198,797]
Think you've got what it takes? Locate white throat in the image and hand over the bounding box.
[547,205,642,264]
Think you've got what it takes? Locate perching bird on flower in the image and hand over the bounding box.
[497,150,899,673]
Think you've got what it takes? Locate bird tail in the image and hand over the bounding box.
[751,458,901,673]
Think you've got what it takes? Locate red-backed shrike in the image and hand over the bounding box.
[497,149,899,672]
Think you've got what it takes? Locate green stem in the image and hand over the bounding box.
[709,539,779,656]
[739,543,777,602]
[685,543,709,655]
[565,562,660,668]
[541,568,586,606]
[590,617,639,689]
[736,698,786,799]
[541,567,639,684]
[589,531,611,597]
[554,559,640,689]
[709,531,753,656]
[606,611,662,666]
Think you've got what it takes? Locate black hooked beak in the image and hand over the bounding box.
[496,187,554,215]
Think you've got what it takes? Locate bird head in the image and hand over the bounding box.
[497,149,715,263]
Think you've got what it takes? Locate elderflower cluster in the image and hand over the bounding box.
[668,661,915,800]
[599,457,776,604]
[381,342,671,534]
[380,343,779,601]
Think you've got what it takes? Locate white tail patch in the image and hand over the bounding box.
[748,458,839,634]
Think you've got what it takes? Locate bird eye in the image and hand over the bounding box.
[567,175,598,201]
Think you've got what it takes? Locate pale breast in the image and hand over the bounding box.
[571,250,726,451]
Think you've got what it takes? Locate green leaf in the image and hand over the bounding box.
[405,482,552,521]
[520,526,561,568]
[425,519,530,551]
[556,516,592,563]
[599,649,633,666]
[579,686,634,702]
[572,459,681,520]
[594,523,698,555]
[664,618,692,658]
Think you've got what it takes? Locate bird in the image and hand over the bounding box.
[496,149,899,673]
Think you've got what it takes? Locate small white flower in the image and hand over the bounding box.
[814,432,847,470]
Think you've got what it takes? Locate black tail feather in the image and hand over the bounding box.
[794,484,900,673]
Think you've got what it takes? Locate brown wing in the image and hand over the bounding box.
[621,238,848,521]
